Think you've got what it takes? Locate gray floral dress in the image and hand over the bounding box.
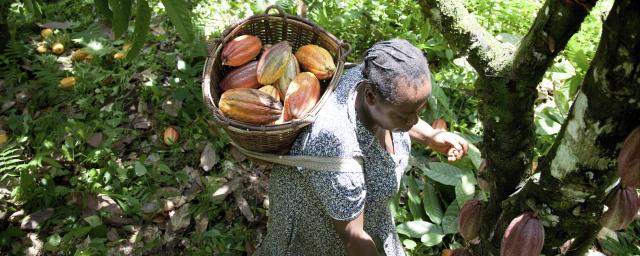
[255,65,411,256]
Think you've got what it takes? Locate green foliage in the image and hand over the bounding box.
[110,0,132,39]
[160,0,196,43]
[125,0,150,61]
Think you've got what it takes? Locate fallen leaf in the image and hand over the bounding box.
[168,203,191,231]
[86,132,103,147]
[25,233,43,256]
[212,178,241,201]
[162,98,182,117]
[194,212,209,233]
[200,143,218,172]
[20,208,54,230]
[234,192,254,222]
[133,116,152,129]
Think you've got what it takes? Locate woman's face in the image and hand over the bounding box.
[366,78,431,132]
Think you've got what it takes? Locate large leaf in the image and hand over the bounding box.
[23,0,43,19]
[441,201,460,234]
[125,0,150,61]
[421,162,476,186]
[109,0,132,39]
[94,0,113,21]
[455,181,475,207]
[396,220,442,238]
[161,0,195,43]
[422,180,443,225]
[421,233,445,247]
[406,176,426,220]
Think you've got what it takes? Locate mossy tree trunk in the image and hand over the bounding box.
[0,1,10,53]
[418,0,640,255]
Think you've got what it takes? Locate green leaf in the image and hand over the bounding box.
[46,233,61,247]
[94,0,113,21]
[422,180,443,225]
[161,0,195,43]
[441,201,460,234]
[466,143,482,169]
[23,0,43,19]
[109,0,133,39]
[61,226,92,244]
[455,182,475,207]
[396,220,442,238]
[83,215,102,227]
[125,0,151,61]
[134,161,147,176]
[420,233,445,247]
[406,176,426,220]
[421,162,476,187]
[403,239,418,250]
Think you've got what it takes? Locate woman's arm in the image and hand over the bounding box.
[409,119,469,161]
[333,211,379,256]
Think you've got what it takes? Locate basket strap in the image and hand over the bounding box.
[230,142,364,173]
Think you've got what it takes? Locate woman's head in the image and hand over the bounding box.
[360,39,432,132]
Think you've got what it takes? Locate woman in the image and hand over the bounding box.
[255,39,468,256]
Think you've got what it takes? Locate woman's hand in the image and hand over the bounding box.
[409,119,469,161]
[428,130,469,161]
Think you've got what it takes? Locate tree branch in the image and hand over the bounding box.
[525,0,640,252]
[417,0,512,77]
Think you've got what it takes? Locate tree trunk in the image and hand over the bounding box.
[420,0,640,254]
[0,1,10,53]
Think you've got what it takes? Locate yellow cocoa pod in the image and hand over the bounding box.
[0,130,7,144]
[36,44,48,54]
[52,42,64,55]
[41,28,53,38]
[59,76,77,90]
[71,49,90,61]
[123,43,132,51]
[113,52,126,60]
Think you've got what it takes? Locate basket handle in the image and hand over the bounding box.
[264,5,288,16]
[338,41,352,62]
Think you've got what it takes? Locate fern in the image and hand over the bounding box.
[0,143,24,181]
[600,220,640,255]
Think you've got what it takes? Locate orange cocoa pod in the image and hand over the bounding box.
[219,88,283,125]
[163,127,180,145]
[219,61,261,91]
[259,85,281,102]
[619,127,640,188]
[432,119,448,131]
[257,41,292,85]
[295,44,335,80]
[275,53,300,99]
[221,35,262,66]
[283,72,320,120]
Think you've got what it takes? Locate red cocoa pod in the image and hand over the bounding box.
[282,72,321,121]
[458,199,483,242]
[599,185,640,230]
[221,35,262,66]
[432,118,447,131]
[219,61,261,91]
[218,88,283,125]
[500,212,544,256]
[619,127,640,188]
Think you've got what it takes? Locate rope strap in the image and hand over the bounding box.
[231,142,364,173]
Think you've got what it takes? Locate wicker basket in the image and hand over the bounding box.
[202,5,351,154]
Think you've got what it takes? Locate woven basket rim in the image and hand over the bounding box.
[202,5,351,133]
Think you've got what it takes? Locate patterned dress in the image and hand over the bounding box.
[254,65,411,256]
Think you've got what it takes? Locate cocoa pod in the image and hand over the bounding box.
[219,88,283,125]
[283,72,320,121]
[52,42,64,55]
[221,35,262,66]
[599,185,640,230]
[451,249,472,256]
[219,61,261,91]
[458,199,483,242]
[275,53,300,99]
[257,41,292,85]
[500,212,544,256]
[163,127,180,145]
[432,119,447,131]
[295,44,336,80]
[619,127,640,188]
[258,85,281,102]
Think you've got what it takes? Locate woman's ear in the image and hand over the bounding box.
[364,84,378,106]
